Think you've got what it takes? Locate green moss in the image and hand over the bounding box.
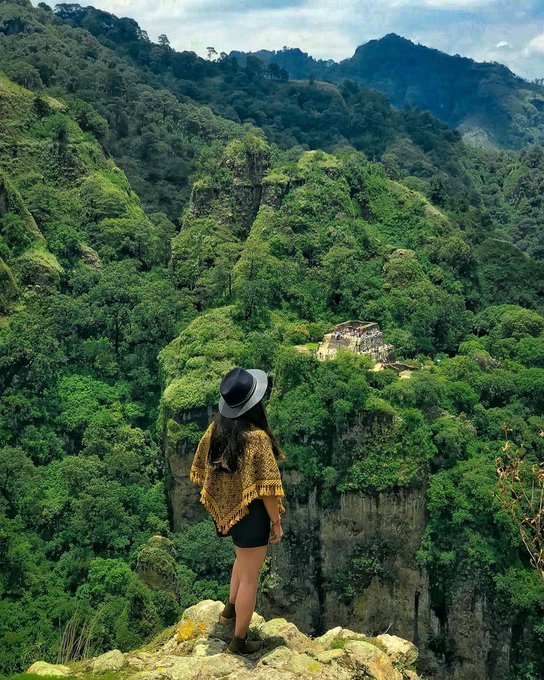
[365,636,390,655]
[159,306,248,414]
[263,170,290,186]
[330,638,347,649]
[15,246,63,287]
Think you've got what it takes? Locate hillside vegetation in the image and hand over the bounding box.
[158,137,544,677]
[232,33,544,150]
[3,2,544,261]
[0,3,543,680]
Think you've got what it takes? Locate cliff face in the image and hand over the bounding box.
[157,142,520,679]
[166,422,514,680]
[27,599,421,680]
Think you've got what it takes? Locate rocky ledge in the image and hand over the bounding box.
[27,599,421,680]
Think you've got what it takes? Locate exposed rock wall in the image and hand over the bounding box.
[166,418,516,679]
[162,405,212,532]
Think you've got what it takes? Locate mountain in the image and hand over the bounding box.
[14,2,470,203]
[0,0,246,218]
[0,69,174,308]
[6,3,544,261]
[230,33,544,150]
[158,136,544,679]
[1,4,544,680]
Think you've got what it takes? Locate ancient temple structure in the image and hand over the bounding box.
[316,320,395,362]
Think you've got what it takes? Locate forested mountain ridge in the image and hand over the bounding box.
[4,1,544,261]
[159,137,544,678]
[231,33,544,150]
[0,0,248,218]
[0,70,163,304]
[0,2,543,680]
[1,0,472,218]
[0,69,192,674]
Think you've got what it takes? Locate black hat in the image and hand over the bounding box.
[218,367,268,419]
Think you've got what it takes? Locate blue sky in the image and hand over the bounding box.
[44,0,544,80]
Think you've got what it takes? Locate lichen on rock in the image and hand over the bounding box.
[27,599,421,680]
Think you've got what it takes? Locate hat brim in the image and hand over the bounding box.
[218,368,268,419]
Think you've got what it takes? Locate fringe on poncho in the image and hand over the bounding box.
[189,422,286,535]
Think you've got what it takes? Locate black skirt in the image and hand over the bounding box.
[215,498,271,547]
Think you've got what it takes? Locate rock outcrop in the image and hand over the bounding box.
[316,321,395,363]
[27,600,420,680]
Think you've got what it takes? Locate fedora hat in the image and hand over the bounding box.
[218,366,268,419]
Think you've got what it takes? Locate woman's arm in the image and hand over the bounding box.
[262,495,281,524]
[262,494,284,544]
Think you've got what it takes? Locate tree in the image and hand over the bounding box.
[244,55,264,80]
[496,426,544,580]
[266,63,288,82]
[158,34,170,47]
[206,46,217,61]
[89,261,140,355]
[232,239,282,321]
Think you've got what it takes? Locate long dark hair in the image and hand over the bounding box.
[207,399,286,473]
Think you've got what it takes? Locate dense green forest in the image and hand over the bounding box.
[3,2,544,260]
[0,1,543,679]
[231,33,544,150]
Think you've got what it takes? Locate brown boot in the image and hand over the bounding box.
[219,601,236,624]
[226,632,263,655]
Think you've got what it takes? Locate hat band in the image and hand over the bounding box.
[226,377,257,407]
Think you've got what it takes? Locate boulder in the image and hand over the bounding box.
[315,648,345,664]
[26,661,71,676]
[310,626,368,653]
[174,600,264,646]
[257,618,312,653]
[91,649,126,673]
[344,640,403,680]
[287,652,322,674]
[258,645,294,669]
[126,652,154,670]
[192,637,227,656]
[376,633,418,668]
[310,626,343,651]
[168,652,248,679]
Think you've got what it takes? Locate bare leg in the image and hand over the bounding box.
[229,557,240,604]
[233,544,268,638]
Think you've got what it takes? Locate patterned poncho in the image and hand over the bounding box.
[189,422,286,535]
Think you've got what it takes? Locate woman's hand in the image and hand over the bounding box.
[269,519,283,543]
[262,496,283,543]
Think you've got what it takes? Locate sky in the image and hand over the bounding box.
[42,0,544,80]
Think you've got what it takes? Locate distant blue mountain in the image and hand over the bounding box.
[230,34,544,150]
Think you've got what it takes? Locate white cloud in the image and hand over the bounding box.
[523,33,544,56]
[391,0,498,8]
[31,0,544,80]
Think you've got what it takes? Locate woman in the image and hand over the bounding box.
[189,366,287,655]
